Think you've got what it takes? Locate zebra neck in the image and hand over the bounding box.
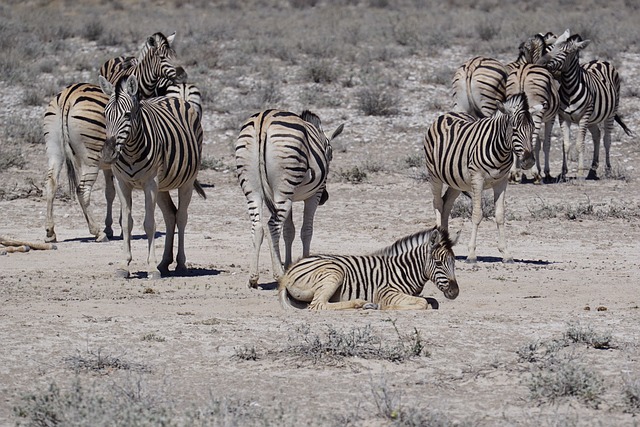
[558,55,584,105]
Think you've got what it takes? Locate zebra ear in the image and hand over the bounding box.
[451,229,461,246]
[99,75,114,96]
[166,32,176,46]
[555,29,570,44]
[428,228,441,249]
[496,101,507,115]
[576,39,590,50]
[331,123,345,140]
[147,36,156,48]
[125,75,139,97]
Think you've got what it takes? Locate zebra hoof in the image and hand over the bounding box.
[248,278,259,289]
[148,270,162,280]
[424,297,439,310]
[465,257,477,264]
[363,303,379,310]
[95,232,109,243]
[502,257,514,264]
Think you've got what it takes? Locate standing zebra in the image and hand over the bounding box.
[424,93,541,263]
[235,109,344,288]
[278,227,459,310]
[538,34,632,179]
[99,74,203,279]
[506,63,559,183]
[452,56,507,118]
[44,31,185,243]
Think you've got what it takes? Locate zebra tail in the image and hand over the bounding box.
[257,119,277,216]
[60,98,79,200]
[614,114,633,137]
[278,283,309,310]
[194,179,206,199]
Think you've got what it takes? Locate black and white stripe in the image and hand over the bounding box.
[424,93,541,263]
[235,109,344,288]
[538,33,632,179]
[506,63,560,183]
[278,227,459,310]
[43,32,186,243]
[452,56,507,118]
[99,74,203,279]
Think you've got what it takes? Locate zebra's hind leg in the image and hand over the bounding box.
[466,178,485,263]
[306,271,368,310]
[586,125,601,180]
[174,185,194,275]
[602,118,614,178]
[76,176,107,242]
[45,161,61,243]
[378,291,436,310]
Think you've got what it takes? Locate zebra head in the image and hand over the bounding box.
[537,34,590,76]
[136,32,187,97]
[426,227,460,300]
[499,93,540,171]
[99,74,139,164]
[300,110,345,163]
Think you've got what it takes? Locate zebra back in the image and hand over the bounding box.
[506,63,559,124]
[44,83,109,197]
[452,56,507,118]
[371,227,455,257]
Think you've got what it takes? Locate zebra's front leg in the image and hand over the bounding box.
[142,180,161,280]
[559,116,571,180]
[157,191,177,277]
[430,180,446,229]
[115,180,134,278]
[541,120,554,182]
[587,125,601,180]
[103,168,116,240]
[575,119,591,179]
[493,179,513,263]
[466,179,484,263]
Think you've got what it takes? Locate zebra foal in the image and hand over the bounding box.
[235,109,344,288]
[43,32,185,243]
[278,227,459,311]
[537,33,632,180]
[424,93,541,263]
[99,74,203,279]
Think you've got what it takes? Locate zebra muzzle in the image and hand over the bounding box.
[444,281,459,300]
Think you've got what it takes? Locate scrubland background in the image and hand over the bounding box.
[1,1,640,426]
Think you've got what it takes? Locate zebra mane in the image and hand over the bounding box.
[300,110,322,131]
[503,92,531,119]
[371,227,453,257]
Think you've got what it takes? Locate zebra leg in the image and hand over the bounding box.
[282,210,295,270]
[142,180,161,280]
[587,125,601,180]
[441,187,461,228]
[466,179,484,263]
[248,206,264,288]
[114,179,134,278]
[300,194,321,258]
[559,116,571,180]
[157,191,177,277]
[44,159,62,243]
[378,291,434,310]
[76,171,107,242]
[103,168,116,240]
[430,180,446,229]
[602,118,614,177]
[174,184,194,275]
[308,274,368,310]
[493,179,513,263]
[532,126,543,184]
[575,120,590,179]
[266,199,292,282]
[541,119,554,182]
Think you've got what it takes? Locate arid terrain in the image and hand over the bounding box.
[1,1,640,426]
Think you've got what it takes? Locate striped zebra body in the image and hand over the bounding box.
[538,34,632,179]
[278,227,459,310]
[452,56,507,118]
[506,63,560,183]
[100,74,203,279]
[43,83,114,243]
[43,32,185,243]
[235,109,344,288]
[424,93,541,263]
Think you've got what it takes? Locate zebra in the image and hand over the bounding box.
[278,226,459,310]
[424,93,542,263]
[506,63,560,183]
[506,31,562,73]
[452,56,507,118]
[235,109,344,288]
[99,73,203,279]
[537,33,632,180]
[43,31,185,243]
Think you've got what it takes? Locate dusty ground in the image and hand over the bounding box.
[1,2,640,426]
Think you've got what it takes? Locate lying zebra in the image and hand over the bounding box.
[278,226,459,310]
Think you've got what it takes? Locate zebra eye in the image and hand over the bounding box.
[435,260,444,267]
[123,112,131,120]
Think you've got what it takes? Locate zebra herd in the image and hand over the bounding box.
[42,29,632,310]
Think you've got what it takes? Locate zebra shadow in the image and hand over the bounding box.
[62,231,164,243]
[255,281,278,291]
[127,267,222,279]
[456,255,553,265]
